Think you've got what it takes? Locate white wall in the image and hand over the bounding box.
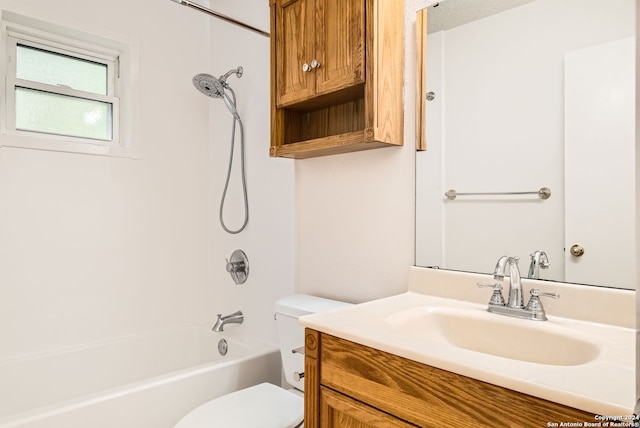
[0,0,295,360]
[295,1,422,303]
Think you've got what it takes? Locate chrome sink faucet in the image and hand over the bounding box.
[212,310,244,332]
[528,250,550,279]
[478,256,559,321]
[492,255,524,308]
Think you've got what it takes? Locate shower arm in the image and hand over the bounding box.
[170,0,270,38]
[219,67,243,86]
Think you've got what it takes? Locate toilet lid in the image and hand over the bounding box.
[174,383,303,428]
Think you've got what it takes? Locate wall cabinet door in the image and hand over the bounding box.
[274,0,365,107]
[314,0,365,96]
[275,0,316,106]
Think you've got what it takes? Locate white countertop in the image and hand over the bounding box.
[299,268,635,416]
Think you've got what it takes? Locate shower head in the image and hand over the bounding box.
[192,67,243,99]
[193,73,225,98]
[193,66,245,118]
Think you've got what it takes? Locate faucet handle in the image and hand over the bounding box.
[477,282,506,306]
[226,250,249,285]
[477,282,500,289]
[530,288,559,299]
[526,288,559,312]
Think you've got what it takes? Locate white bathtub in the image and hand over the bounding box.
[0,325,281,428]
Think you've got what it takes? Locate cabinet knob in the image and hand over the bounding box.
[311,59,321,69]
[302,63,311,72]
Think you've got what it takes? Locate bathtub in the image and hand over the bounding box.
[0,325,282,428]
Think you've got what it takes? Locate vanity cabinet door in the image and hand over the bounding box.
[320,386,416,428]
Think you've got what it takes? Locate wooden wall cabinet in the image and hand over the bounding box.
[305,329,597,428]
[269,0,404,159]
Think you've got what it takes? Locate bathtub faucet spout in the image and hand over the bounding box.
[212,311,244,332]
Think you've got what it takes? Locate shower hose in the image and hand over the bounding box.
[219,86,248,234]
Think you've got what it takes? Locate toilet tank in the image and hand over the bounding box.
[274,294,351,392]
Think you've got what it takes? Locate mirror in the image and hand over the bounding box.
[415,0,636,289]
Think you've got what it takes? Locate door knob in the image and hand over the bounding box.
[569,244,585,257]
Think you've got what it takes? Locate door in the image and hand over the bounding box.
[275,0,316,106]
[564,37,635,288]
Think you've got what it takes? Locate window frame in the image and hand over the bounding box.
[0,11,140,158]
[6,34,120,145]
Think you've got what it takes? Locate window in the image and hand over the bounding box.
[11,39,118,143]
[0,11,139,158]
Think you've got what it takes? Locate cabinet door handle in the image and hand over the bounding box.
[302,63,311,72]
[311,59,321,69]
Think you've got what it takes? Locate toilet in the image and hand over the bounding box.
[174,294,351,428]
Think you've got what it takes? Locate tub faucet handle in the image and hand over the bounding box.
[226,259,245,273]
[226,250,249,285]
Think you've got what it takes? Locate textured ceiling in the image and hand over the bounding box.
[427,0,536,33]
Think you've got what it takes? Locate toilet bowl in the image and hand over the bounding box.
[174,294,351,428]
[174,383,303,428]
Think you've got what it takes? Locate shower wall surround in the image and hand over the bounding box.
[205,3,295,344]
[0,0,295,359]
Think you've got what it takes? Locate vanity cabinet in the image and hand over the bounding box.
[304,329,596,428]
[269,0,404,158]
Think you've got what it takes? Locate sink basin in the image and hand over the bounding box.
[386,306,601,366]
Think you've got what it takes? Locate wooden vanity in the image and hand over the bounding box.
[304,329,598,428]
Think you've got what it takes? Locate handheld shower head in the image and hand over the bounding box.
[192,66,244,116]
[192,67,243,99]
[193,73,225,98]
[192,66,243,98]
[191,66,249,234]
